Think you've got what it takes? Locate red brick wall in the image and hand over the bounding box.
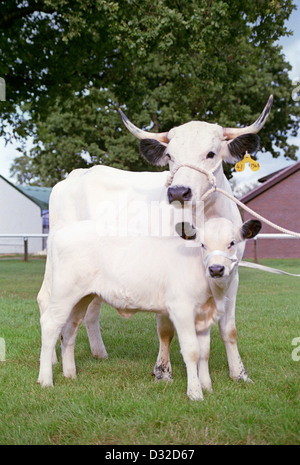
[242,170,300,259]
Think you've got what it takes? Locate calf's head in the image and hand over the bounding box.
[119,96,273,204]
[201,218,261,279]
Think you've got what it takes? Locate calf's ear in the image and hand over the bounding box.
[139,139,169,166]
[240,219,262,240]
[222,134,260,163]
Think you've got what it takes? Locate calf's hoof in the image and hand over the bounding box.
[187,385,204,401]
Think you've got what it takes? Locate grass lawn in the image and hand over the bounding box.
[0,258,299,445]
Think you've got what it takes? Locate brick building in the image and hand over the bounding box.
[240,161,300,259]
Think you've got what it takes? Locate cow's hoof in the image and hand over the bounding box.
[153,363,173,382]
[37,378,53,388]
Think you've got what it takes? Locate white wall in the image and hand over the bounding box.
[0,177,43,253]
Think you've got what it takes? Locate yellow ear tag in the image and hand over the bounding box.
[235,152,260,172]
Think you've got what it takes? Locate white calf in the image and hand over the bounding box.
[38,217,260,400]
[197,217,261,386]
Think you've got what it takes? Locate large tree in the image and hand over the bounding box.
[1,0,299,186]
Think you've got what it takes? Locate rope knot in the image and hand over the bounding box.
[207,172,217,188]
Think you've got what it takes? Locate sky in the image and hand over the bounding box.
[0,6,300,185]
[229,5,300,190]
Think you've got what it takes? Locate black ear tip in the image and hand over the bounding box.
[242,219,262,239]
[139,139,149,148]
[251,220,262,231]
[228,133,261,161]
[139,139,167,166]
[175,222,197,240]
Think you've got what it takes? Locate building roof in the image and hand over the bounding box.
[240,160,300,204]
[0,175,52,211]
[16,185,52,210]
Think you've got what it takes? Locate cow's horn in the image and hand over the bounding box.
[223,95,273,139]
[119,109,169,143]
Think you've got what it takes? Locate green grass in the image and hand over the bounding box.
[0,259,299,445]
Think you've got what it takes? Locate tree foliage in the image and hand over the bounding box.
[1,0,299,185]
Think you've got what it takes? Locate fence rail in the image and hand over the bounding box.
[0,233,299,262]
[252,233,299,263]
[0,234,48,261]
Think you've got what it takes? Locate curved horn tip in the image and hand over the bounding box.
[118,108,127,121]
[266,94,274,110]
[255,94,274,127]
[118,109,169,143]
[223,94,274,139]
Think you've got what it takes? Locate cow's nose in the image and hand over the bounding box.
[167,186,192,204]
[208,265,225,278]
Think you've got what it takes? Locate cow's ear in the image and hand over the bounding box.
[139,139,169,166]
[223,134,260,163]
[240,219,262,240]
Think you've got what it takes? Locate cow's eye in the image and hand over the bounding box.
[166,153,172,161]
[206,151,216,159]
[201,242,206,249]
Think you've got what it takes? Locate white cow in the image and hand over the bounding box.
[37,216,261,400]
[37,95,273,383]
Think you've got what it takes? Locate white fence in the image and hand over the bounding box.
[0,234,48,261]
[0,233,299,262]
[252,234,299,263]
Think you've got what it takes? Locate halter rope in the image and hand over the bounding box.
[167,159,300,239]
[169,159,300,277]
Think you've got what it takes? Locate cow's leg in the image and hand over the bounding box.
[218,277,251,383]
[196,327,212,392]
[170,306,203,401]
[153,314,174,381]
[38,304,72,387]
[84,296,108,359]
[61,295,95,379]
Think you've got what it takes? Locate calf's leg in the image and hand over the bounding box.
[61,295,95,379]
[196,327,212,392]
[38,304,72,387]
[170,305,203,401]
[218,277,251,382]
[37,266,58,365]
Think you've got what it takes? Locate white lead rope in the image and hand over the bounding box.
[168,160,300,239]
[166,159,223,188]
[169,160,300,276]
[203,248,300,276]
[239,260,300,277]
[202,186,300,239]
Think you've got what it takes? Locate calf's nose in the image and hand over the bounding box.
[167,186,192,204]
[208,265,225,278]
